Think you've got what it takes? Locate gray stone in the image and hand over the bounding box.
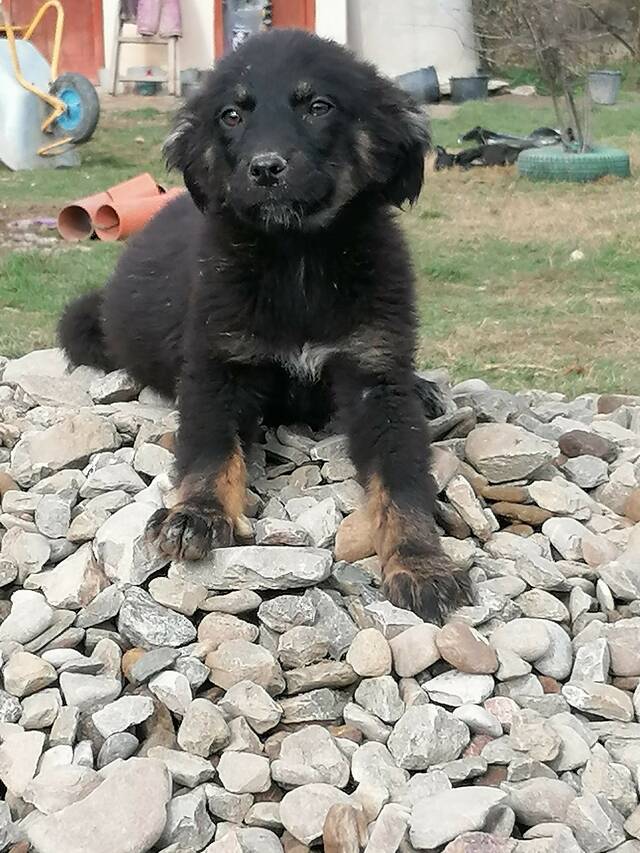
[346,628,392,677]
[147,746,215,787]
[217,751,271,794]
[465,424,557,483]
[563,681,634,722]
[0,590,54,643]
[254,517,311,547]
[128,648,180,685]
[571,638,610,683]
[389,623,441,677]
[89,369,141,404]
[279,783,351,845]
[304,587,358,659]
[94,503,169,586]
[178,698,230,756]
[271,725,350,788]
[171,546,333,590]
[11,413,119,488]
[279,688,350,723]
[149,670,193,716]
[424,672,494,707]
[27,757,171,853]
[217,681,282,734]
[159,786,215,850]
[206,783,253,823]
[97,732,139,767]
[562,455,609,489]
[0,729,45,795]
[343,702,392,743]
[118,587,197,649]
[149,576,208,616]
[505,779,578,826]
[409,786,507,849]
[566,793,626,853]
[59,673,121,714]
[75,585,124,629]
[208,639,285,696]
[388,705,470,770]
[258,595,316,633]
[23,764,101,814]
[3,651,57,697]
[19,688,61,729]
[34,493,71,538]
[39,543,107,610]
[355,676,405,723]
[92,695,154,738]
[278,625,330,669]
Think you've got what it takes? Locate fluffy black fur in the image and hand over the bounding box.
[59,29,471,622]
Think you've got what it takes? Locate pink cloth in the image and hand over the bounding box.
[137,0,182,38]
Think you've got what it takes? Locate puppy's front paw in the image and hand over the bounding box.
[146,503,233,561]
[382,552,473,625]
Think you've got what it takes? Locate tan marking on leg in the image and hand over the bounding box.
[177,445,247,523]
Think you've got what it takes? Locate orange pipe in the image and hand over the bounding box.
[57,173,165,241]
[93,188,185,242]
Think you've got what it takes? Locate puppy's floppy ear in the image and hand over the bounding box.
[366,82,431,208]
[163,104,210,213]
[383,98,430,207]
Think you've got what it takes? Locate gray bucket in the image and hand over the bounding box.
[395,67,440,104]
[588,70,622,105]
[450,75,489,103]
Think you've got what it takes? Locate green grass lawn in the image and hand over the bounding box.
[1,98,639,396]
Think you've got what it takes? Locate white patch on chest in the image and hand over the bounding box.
[276,343,336,382]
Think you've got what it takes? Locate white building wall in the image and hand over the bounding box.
[315,0,347,44]
[347,0,478,82]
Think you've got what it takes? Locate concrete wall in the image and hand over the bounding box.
[315,0,347,44]
[102,0,213,83]
[347,0,478,81]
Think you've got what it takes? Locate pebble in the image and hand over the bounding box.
[388,623,441,677]
[437,622,498,674]
[3,652,57,697]
[562,681,635,722]
[388,705,470,770]
[271,726,350,788]
[178,698,230,755]
[425,672,495,707]
[208,639,285,695]
[217,751,271,793]
[118,587,197,649]
[346,629,392,677]
[0,590,54,643]
[279,783,351,845]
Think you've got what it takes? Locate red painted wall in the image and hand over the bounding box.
[5,0,104,82]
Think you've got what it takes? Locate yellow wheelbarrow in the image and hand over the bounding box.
[0,0,100,169]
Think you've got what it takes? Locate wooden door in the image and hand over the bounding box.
[215,0,315,57]
[5,0,104,82]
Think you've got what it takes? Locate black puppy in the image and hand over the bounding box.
[59,29,471,623]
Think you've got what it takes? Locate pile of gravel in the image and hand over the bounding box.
[0,348,639,853]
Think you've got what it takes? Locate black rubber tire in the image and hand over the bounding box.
[50,73,101,144]
[517,144,630,182]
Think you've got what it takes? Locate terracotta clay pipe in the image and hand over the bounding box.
[57,173,162,241]
[93,187,185,242]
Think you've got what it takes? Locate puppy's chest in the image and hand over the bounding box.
[213,256,358,379]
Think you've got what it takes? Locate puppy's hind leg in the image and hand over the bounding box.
[146,357,258,561]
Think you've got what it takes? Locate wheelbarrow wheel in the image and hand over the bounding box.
[50,72,100,144]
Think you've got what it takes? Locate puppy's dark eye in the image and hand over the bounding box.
[308,99,333,117]
[220,108,242,128]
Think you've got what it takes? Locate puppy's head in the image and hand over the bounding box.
[164,29,430,231]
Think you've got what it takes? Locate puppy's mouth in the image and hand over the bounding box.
[232,192,335,232]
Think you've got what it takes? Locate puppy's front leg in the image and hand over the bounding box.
[146,357,248,561]
[334,364,473,624]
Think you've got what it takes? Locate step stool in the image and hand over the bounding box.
[108,3,181,97]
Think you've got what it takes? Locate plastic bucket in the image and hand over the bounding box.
[588,70,622,106]
[450,75,489,103]
[395,67,440,104]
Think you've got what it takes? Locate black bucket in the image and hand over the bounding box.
[395,66,440,104]
[450,75,489,103]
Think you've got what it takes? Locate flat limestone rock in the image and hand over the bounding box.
[27,757,171,853]
[171,546,333,590]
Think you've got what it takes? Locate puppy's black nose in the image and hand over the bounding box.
[249,153,288,186]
